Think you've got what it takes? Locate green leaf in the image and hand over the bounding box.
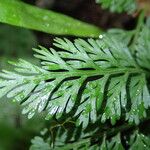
[107,29,133,46]
[0,0,101,37]
[30,136,51,150]
[0,36,149,127]
[126,74,150,124]
[129,132,150,150]
[96,0,137,14]
[135,26,150,70]
[0,24,37,57]
[107,133,124,150]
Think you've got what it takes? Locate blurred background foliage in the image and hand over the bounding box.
[0,24,37,69]
[0,0,141,149]
[0,24,45,150]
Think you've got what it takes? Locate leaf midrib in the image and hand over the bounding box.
[39,68,144,81]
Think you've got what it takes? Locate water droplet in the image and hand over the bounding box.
[122,103,126,107]
[113,97,117,101]
[13,99,16,102]
[141,134,145,137]
[136,89,140,95]
[43,16,48,20]
[99,34,103,39]
[28,111,35,119]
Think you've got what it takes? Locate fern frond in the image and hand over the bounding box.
[30,136,51,150]
[129,131,150,149]
[135,26,150,70]
[30,125,150,150]
[107,29,133,46]
[0,36,149,127]
[106,133,124,150]
[96,0,137,13]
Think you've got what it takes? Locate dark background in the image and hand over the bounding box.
[24,0,137,47]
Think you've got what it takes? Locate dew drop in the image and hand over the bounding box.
[141,134,145,137]
[43,15,48,20]
[28,111,35,119]
[13,99,16,102]
[99,34,103,39]
[122,103,126,108]
[133,109,136,112]
[136,89,140,95]
[113,97,117,101]
[144,144,146,147]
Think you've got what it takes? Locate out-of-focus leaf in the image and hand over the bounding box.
[0,24,37,56]
[30,136,51,150]
[96,0,137,14]
[0,0,101,37]
[129,132,150,150]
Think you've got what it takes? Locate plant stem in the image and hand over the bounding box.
[41,68,144,81]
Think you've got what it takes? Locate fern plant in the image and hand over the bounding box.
[0,0,150,149]
[96,0,137,13]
